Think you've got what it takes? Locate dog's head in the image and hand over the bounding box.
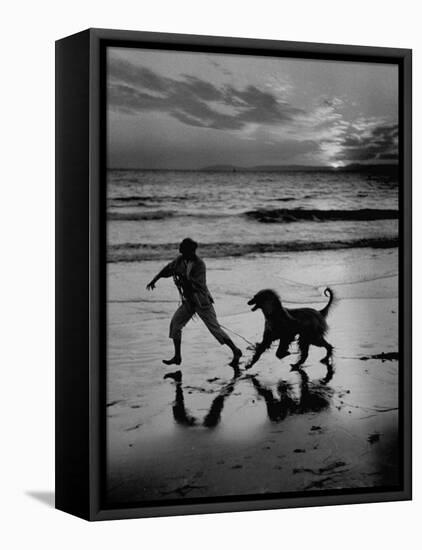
[248,289,282,316]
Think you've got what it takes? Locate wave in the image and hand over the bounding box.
[108,194,195,206]
[107,210,236,221]
[244,208,398,223]
[107,237,398,263]
[109,198,151,207]
[108,207,398,223]
[108,210,177,221]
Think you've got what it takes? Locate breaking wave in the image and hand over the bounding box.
[107,207,398,223]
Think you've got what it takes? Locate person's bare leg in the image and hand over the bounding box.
[163,336,182,365]
[165,303,192,365]
[196,305,242,366]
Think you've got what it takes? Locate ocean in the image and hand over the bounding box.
[107,169,399,263]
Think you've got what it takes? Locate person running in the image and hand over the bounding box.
[146,238,242,367]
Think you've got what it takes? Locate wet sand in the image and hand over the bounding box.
[106,247,399,504]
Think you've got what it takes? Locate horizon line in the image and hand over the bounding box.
[107,162,399,172]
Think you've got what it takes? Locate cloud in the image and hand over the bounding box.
[321,96,344,108]
[108,57,303,131]
[335,120,398,162]
[108,56,398,166]
[294,102,398,164]
[209,59,233,76]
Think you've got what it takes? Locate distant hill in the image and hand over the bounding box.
[200,163,398,175]
[109,163,399,175]
[200,164,240,172]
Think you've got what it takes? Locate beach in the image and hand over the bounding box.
[106,246,399,504]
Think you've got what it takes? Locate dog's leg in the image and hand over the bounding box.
[276,339,290,360]
[317,337,333,365]
[245,335,272,369]
[291,339,309,369]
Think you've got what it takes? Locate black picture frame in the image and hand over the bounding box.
[55,28,412,521]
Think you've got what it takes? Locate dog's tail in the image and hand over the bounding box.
[319,287,335,318]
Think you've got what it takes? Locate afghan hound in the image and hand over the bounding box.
[246,288,334,369]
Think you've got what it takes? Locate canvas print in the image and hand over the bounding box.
[105,47,400,505]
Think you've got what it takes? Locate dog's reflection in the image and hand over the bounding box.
[320,362,335,386]
[165,369,240,428]
[248,376,296,421]
[248,366,334,422]
[295,368,334,413]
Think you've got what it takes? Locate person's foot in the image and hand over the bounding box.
[162,356,182,366]
[163,370,182,382]
[229,347,242,367]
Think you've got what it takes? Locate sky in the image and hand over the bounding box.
[107,47,398,169]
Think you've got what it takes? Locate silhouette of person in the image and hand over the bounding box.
[147,238,242,367]
[164,370,240,428]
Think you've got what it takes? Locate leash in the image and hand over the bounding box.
[184,303,255,347]
[219,323,255,347]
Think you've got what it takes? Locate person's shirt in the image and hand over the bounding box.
[159,254,214,307]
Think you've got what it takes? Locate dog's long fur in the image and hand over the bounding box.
[246,288,334,369]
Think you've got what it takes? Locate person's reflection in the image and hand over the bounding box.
[164,368,241,428]
[173,375,197,426]
[203,376,238,428]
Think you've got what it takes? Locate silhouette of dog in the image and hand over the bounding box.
[246,288,334,369]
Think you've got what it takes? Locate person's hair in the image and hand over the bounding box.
[179,238,198,254]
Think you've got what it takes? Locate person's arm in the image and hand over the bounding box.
[146,259,176,290]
